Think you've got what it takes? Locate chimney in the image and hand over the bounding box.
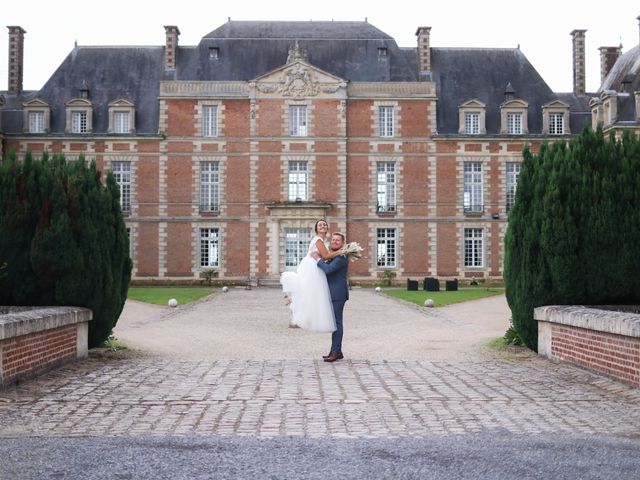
[599,46,622,83]
[571,29,587,96]
[415,26,432,80]
[164,25,180,70]
[7,26,26,94]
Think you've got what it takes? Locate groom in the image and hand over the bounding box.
[311,232,349,363]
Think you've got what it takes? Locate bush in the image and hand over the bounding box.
[504,128,640,350]
[0,151,132,347]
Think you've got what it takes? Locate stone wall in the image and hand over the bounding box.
[0,306,92,387]
[535,305,640,387]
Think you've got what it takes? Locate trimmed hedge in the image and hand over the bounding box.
[504,128,640,350]
[0,151,131,347]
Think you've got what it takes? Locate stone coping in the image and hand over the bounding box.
[534,305,640,338]
[0,307,93,340]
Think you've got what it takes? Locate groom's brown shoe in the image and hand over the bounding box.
[323,352,343,362]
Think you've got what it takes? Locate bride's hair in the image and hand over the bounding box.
[314,218,328,235]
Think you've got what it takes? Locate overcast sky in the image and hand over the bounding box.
[2,0,639,93]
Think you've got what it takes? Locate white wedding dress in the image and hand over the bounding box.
[280,236,336,332]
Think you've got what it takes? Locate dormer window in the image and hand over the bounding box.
[23,98,50,134]
[72,111,88,133]
[458,100,486,135]
[549,113,564,135]
[65,98,93,134]
[209,47,219,59]
[378,47,388,58]
[465,113,480,134]
[542,100,570,135]
[500,99,528,135]
[108,99,136,134]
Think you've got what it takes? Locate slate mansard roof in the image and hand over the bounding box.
[177,21,417,82]
[430,47,591,135]
[599,44,640,123]
[1,20,587,136]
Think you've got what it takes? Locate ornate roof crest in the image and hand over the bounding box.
[286,41,308,64]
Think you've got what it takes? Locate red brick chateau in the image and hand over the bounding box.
[1,19,639,284]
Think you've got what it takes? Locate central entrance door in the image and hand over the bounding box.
[284,228,312,271]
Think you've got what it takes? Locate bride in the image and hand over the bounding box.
[280,219,342,332]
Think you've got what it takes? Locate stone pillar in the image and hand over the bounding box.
[7,26,26,94]
[415,26,432,80]
[571,29,587,96]
[599,46,622,84]
[164,25,180,70]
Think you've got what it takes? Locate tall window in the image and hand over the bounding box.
[200,161,220,212]
[378,106,394,137]
[464,228,484,267]
[549,113,564,135]
[289,105,308,136]
[28,111,45,133]
[200,228,220,267]
[464,113,480,134]
[288,161,308,201]
[112,162,131,212]
[507,113,522,134]
[284,228,312,269]
[376,228,396,267]
[202,105,218,137]
[463,162,483,213]
[71,111,88,133]
[376,162,396,212]
[506,162,521,212]
[113,111,130,134]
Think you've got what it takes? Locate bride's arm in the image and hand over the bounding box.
[314,238,341,260]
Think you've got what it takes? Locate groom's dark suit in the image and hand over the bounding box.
[317,255,349,354]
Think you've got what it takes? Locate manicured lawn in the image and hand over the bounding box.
[384,287,504,307]
[127,286,215,306]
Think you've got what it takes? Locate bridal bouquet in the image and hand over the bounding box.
[341,241,364,261]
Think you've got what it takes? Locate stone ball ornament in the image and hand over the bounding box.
[424,299,434,308]
[222,286,229,293]
[168,298,178,308]
[375,287,381,293]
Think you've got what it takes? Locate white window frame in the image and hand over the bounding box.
[288,161,308,201]
[464,113,480,135]
[464,228,484,267]
[28,111,45,134]
[71,111,88,134]
[202,105,218,137]
[112,161,131,213]
[549,113,564,135]
[284,228,312,269]
[506,162,521,213]
[113,111,130,134]
[199,228,220,268]
[376,162,396,212]
[463,162,483,213]
[507,113,522,135]
[376,228,396,268]
[289,105,308,137]
[200,161,220,212]
[378,106,394,137]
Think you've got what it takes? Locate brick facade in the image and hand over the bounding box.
[6,20,634,285]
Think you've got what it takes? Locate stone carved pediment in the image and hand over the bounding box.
[250,60,347,99]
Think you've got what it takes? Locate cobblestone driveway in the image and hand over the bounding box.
[0,289,638,439]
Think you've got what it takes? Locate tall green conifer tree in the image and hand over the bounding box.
[0,151,131,347]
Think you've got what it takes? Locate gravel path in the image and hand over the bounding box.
[113,288,512,361]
